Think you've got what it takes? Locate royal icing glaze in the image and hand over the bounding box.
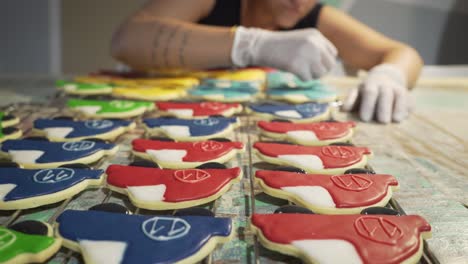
[249,103,329,120]
[253,142,371,169]
[251,214,431,264]
[132,139,244,163]
[56,210,232,264]
[255,170,398,210]
[156,102,242,118]
[258,121,356,141]
[56,80,113,94]
[0,139,117,166]
[112,86,187,101]
[143,117,238,138]
[0,225,60,263]
[189,86,259,101]
[202,79,261,90]
[106,165,241,204]
[267,86,337,103]
[0,167,104,209]
[34,119,134,140]
[68,99,153,116]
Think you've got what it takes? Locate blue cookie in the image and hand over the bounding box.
[0,167,104,210]
[267,86,337,103]
[0,139,118,168]
[34,119,135,141]
[189,85,260,102]
[248,102,330,122]
[56,210,233,264]
[143,117,239,141]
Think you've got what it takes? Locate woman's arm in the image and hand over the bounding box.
[317,5,423,87]
[110,0,235,70]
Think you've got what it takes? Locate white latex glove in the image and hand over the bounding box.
[231,26,337,81]
[342,64,409,123]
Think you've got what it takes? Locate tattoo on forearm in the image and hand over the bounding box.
[163,25,181,67]
[178,30,191,67]
[151,24,164,67]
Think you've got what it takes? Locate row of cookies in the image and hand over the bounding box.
[242,98,433,263]
[58,68,337,103]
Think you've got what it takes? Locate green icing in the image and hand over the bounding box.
[56,80,112,91]
[67,99,153,114]
[0,226,56,262]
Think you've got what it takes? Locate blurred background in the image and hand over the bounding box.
[1,0,468,76]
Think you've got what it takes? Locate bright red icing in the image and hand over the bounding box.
[251,214,431,264]
[155,102,241,116]
[132,139,244,162]
[255,170,398,208]
[106,165,241,202]
[257,121,356,140]
[253,142,371,168]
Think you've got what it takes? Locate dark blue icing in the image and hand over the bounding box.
[0,167,103,201]
[56,210,232,264]
[143,117,238,137]
[34,119,132,139]
[249,102,329,119]
[0,139,116,164]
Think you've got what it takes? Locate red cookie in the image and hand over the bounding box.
[106,165,242,209]
[255,170,399,214]
[257,121,356,146]
[251,214,432,264]
[253,142,372,174]
[132,139,245,168]
[155,102,243,119]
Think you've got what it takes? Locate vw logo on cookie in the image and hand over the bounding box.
[296,103,323,114]
[142,216,190,241]
[85,120,114,129]
[194,118,220,126]
[62,141,95,151]
[110,100,135,109]
[33,168,75,183]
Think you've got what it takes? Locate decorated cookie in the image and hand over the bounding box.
[0,139,118,169]
[0,222,62,264]
[248,102,330,122]
[253,142,372,174]
[202,78,262,90]
[68,99,154,119]
[112,86,188,101]
[251,213,432,264]
[33,118,135,142]
[267,70,321,89]
[0,167,104,210]
[267,86,337,103]
[106,165,242,209]
[257,121,356,146]
[0,112,20,128]
[132,139,245,168]
[156,102,243,119]
[143,117,239,141]
[193,68,266,83]
[255,170,399,214]
[189,85,260,102]
[56,80,113,95]
[56,209,233,264]
[0,127,22,144]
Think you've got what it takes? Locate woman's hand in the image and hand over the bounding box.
[342,64,410,123]
[231,26,337,81]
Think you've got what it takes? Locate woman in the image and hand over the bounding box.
[111,0,423,123]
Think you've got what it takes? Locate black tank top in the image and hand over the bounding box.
[199,0,323,29]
